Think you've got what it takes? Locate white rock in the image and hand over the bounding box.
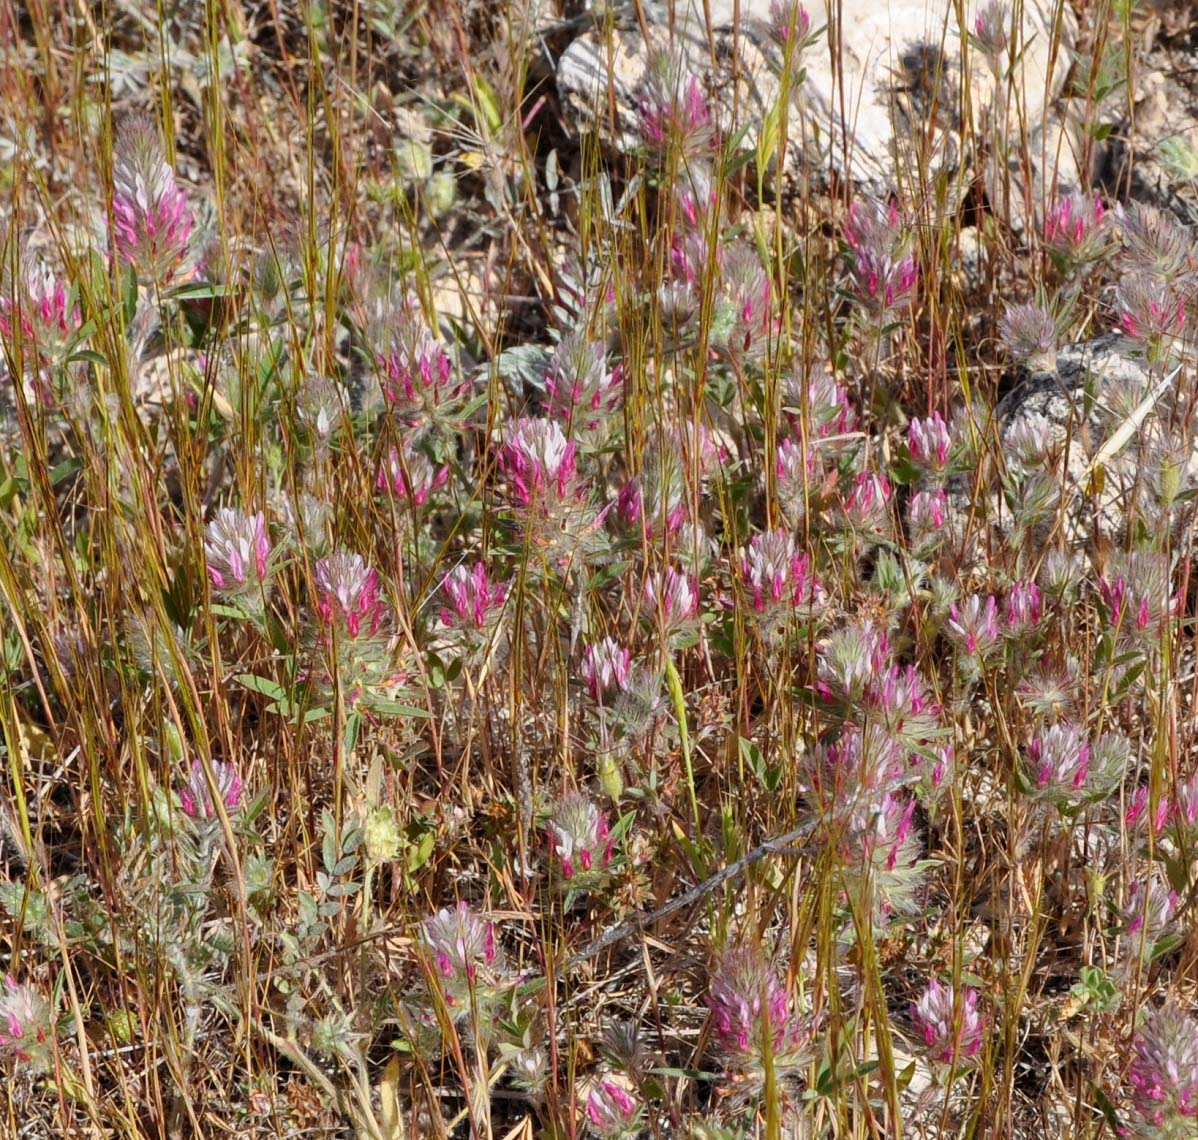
[558,0,1074,196]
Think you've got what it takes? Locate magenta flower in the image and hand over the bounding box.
[204,508,272,599]
[585,1079,641,1138]
[314,551,387,638]
[1021,723,1126,807]
[907,411,952,472]
[840,470,892,530]
[742,529,822,617]
[1127,1004,1198,1136]
[375,441,449,505]
[1115,273,1186,355]
[179,758,243,820]
[637,55,715,160]
[1044,190,1107,267]
[0,262,82,402]
[815,620,890,704]
[543,329,623,438]
[769,1,812,48]
[844,199,918,315]
[581,638,632,703]
[972,0,1010,59]
[911,980,984,1066]
[907,488,948,549]
[641,567,700,642]
[1121,875,1178,952]
[547,791,614,883]
[376,293,460,425]
[499,417,579,509]
[706,946,806,1067]
[946,594,1000,658]
[1003,580,1043,635]
[111,117,195,283]
[0,975,52,1070]
[421,902,505,1013]
[438,562,506,631]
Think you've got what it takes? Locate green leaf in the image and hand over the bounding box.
[236,673,288,702]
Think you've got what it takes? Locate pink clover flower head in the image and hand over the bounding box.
[543,328,623,437]
[0,262,83,401]
[642,567,700,639]
[1115,273,1186,350]
[1127,1003,1198,1134]
[706,946,804,1063]
[907,411,952,471]
[111,116,195,283]
[547,791,614,883]
[946,594,1000,658]
[1004,579,1043,634]
[439,562,506,631]
[998,300,1057,369]
[769,1,812,48]
[204,507,271,595]
[179,758,243,820]
[907,488,948,548]
[0,975,52,1068]
[742,528,822,615]
[637,54,715,160]
[421,902,503,1011]
[910,980,984,1066]
[1044,190,1107,265]
[375,441,449,505]
[580,637,632,703]
[1025,721,1096,804]
[376,292,459,423]
[841,470,892,530]
[815,620,890,704]
[844,199,918,314]
[314,551,387,638]
[585,1079,641,1138]
[499,416,579,509]
[865,662,941,745]
[1121,874,1178,947]
[972,0,1010,58]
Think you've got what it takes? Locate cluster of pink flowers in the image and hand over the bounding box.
[1044,190,1107,269]
[204,508,272,604]
[0,975,53,1070]
[499,417,580,510]
[179,758,244,821]
[438,562,506,631]
[1126,1004,1198,1137]
[581,638,633,703]
[844,199,919,318]
[641,567,700,643]
[741,528,823,620]
[1022,722,1128,808]
[421,902,505,1014]
[376,293,462,425]
[0,263,82,402]
[546,791,614,884]
[706,946,807,1069]
[1115,274,1186,358]
[585,1080,641,1138]
[314,551,389,639]
[910,980,985,1066]
[376,440,449,505]
[542,329,623,440]
[946,594,1000,659]
[1126,771,1198,844]
[637,55,715,161]
[907,412,952,472]
[111,116,195,283]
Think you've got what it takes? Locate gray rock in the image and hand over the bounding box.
[968,334,1197,549]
